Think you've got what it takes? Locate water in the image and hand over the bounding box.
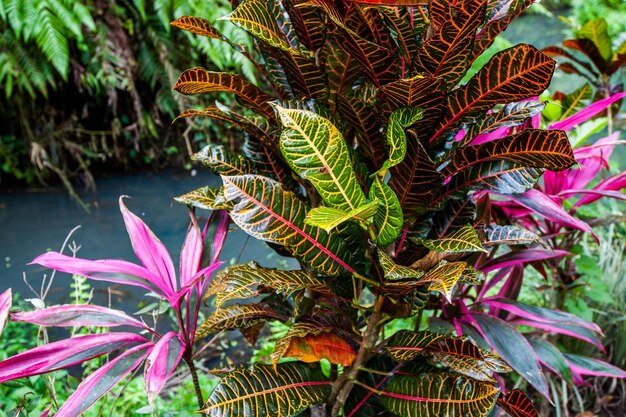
[0,170,294,307]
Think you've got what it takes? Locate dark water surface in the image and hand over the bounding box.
[0,170,293,307]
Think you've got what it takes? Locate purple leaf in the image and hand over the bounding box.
[144,332,185,404]
[11,304,147,329]
[180,219,203,289]
[504,189,596,238]
[564,353,626,384]
[120,196,177,295]
[481,298,602,333]
[0,332,147,383]
[0,289,11,338]
[479,248,569,273]
[206,210,230,265]
[549,92,626,131]
[55,343,152,417]
[468,312,550,399]
[512,320,605,350]
[31,252,160,295]
[574,171,626,208]
[528,336,572,382]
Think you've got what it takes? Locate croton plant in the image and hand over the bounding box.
[168,0,624,416]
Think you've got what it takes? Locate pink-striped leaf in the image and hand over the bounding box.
[144,332,185,403]
[0,289,11,337]
[512,320,604,350]
[31,252,161,294]
[11,304,147,329]
[549,92,626,131]
[478,248,569,273]
[120,196,177,295]
[564,353,626,385]
[180,219,203,288]
[0,332,147,383]
[55,343,152,417]
[573,171,626,208]
[503,189,596,236]
[207,210,230,265]
[481,298,601,332]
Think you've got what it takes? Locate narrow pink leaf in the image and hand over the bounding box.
[481,298,602,332]
[574,171,626,208]
[11,304,147,329]
[180,219,203,288]
[470,126,511,145]
[549,92,626,131]
[479,248,569,272]
[504,189,596,237]
[512,319,605,350]
[207,210,230,265]
[40,406,52,417]
[120,196,177,294]
[0,289,11,338]
[0,332,147,383]
[177,261,224,301]
[564,353,626,383]
[144,332,185,404]
[560,189,626,201]
[30,252,163,295]
[55,343,152,417]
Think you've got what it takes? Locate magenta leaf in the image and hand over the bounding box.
[205,210,230,265]
[144,332,185,404]
[504,189,596,237]
[40,406,52,417]
[564,353,626,382]
[0,289,11,338]
[120,196,177,295]
[481,298,601,333]
[11,304,147,329]
[180,219,203,288]
[468,312,550,399]
[0,332,147,383]
[55,343,152,417]
[512,320,604,350]
[549,92,626,131]
[478,248,569,273]
[528,336,572,382]
[574,171,626,208]
[31,252,160,294]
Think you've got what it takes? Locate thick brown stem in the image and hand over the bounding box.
[185,355,204,409]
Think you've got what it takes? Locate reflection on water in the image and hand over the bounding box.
[0,170,295,307]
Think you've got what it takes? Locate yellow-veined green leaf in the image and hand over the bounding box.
[193,144,255,176]
[483,225,541,246]
[417,261,467,301]
[370,177,403,245]
[195,303,281,339]
[170,16,222,39]
[175,186,233,211]
[381,374,499,417]
[378,250,424,281]
[304,201,379,232]
[201,362,332,417]
[374,107,424,175]
[274,105,368,212]
[222,174,357,276]
[415,225,487,253]
[206,262,335,307]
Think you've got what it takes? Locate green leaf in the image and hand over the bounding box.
[222,0,298,55]
[175,186,233,211]
[201,362,332,417]
[416,225,487,253]
[528,337,572,382]
[375,107,424,175]
[196,303,281,338]
[222,175,357,276]
[579,19,612,62]
[418,261,467,301]
[378,250,424,281]
[170,16,222,39]
[483,225,540,246]
[305,201,379,232]
[370,177,403,245]
[206,262,335,307]
[274,105,368,212]
[193,144,255,176]
[381,374,499,417]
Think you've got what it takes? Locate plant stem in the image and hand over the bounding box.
[185,355,204,409]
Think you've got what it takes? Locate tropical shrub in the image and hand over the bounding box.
[0,199,229,416]
[166,0,625,416]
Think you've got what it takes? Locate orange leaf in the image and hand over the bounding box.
[284,333,356,366]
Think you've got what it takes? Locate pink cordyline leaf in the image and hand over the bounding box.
[30,252,160,294]
[144,332,185,404]
[478,248,570,273]
[481,298,601,333]
[40,407,52,417]
[471,126,511,145]
[207,210,230,265]
[0,289,11,338]
[11,304,147,329]
[503,189,597,238]
[564,353,626,385]
[574,171,626,208]
[0,332,147,383]
[549,92,626,131]
[180,218,203,289]
[120,196,177,295]
[55,343,152,417]
[512,319,605,350]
